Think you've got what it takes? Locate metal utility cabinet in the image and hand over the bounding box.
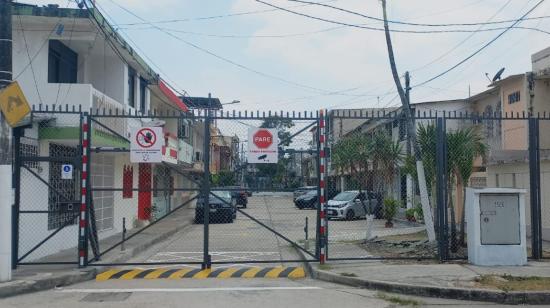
[466,188,527,266]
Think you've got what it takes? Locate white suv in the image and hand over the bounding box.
[326,191,379,220]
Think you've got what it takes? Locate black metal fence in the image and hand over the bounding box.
[11,105,550,269]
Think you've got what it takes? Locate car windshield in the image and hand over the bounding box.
[332,192,358,201]
[210,191,231,202]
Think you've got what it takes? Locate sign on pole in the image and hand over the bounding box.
[248,128,278,164]
[130,127,164,163]
[61,164,73,180]
[0,81,31,127]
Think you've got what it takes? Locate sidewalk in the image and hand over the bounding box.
[307,260,550,305]
[0,205,194,298]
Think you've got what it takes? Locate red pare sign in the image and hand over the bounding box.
[253,129,273,149]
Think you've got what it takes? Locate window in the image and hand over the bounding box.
[178,118,189,139]
[48,40,77,83]
[128,67,136,108]
[91,154,115,231]
[195,151,202,162]
[48,144,79,230]
[139,77,147,113]
[508,91,521,104]
[20,137,39,169]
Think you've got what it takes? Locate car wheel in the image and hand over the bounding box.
[346,210,355,221]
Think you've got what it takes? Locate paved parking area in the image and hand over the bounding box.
[123,193,424,267]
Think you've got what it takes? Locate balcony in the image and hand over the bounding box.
[36,83,134,148]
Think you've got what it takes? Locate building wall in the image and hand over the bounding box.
[487,161,550,241]
[500,77,528,150]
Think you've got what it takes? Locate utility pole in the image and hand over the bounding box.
[0,0,13,281]
[381,0,435,242]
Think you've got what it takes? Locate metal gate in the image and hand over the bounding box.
[12,104,322,269]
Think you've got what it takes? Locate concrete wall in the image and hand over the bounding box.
[487,161,550,241]
[501,77,528,150]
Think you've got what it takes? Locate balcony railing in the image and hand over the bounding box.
[91,88,128,140]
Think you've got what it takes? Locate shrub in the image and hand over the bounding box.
[383,198,399,223]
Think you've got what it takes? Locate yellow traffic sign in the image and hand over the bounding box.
[0,81,31,127]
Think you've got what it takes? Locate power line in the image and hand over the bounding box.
[121,23,550,38]
[106,0,339,94]
[409,0,516,73]
[289,0,550,28]
[413,0,546,88]
[255,0,550,35]
[114,0,339,26]
[92,0,190,97]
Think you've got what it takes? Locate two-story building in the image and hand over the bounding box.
[12,2,199,260]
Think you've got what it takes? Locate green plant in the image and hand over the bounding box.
[414,204,423,221]
[405,208,416,221]
[383,198,399,225]
[376,292,422,307]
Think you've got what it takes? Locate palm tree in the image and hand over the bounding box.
[372,132,404,198]
[450,127,488,247]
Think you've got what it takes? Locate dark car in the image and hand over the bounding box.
[294,190,318,209]
[225,186,248,208]
[293,186,316,201]
[195,190,236,224]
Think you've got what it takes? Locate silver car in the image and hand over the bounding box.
[326,191,379,220]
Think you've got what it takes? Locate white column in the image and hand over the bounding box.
[0,165,12,282]
[406,174,413,209]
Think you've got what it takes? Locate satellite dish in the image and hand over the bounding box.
[492,68,505,82]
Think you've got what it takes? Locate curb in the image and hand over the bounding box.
[295,248,550,305]
[0,269,97,299]
[0,210,194,299]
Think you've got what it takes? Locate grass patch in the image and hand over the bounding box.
[318,264,333,270]
[476,275,550,292]
[339,272,358,277]
[376,292,422,307]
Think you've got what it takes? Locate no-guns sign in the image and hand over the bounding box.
[248,128,278,164]
[130,127,164,163]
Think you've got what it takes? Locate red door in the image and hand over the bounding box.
[138,163,152,220]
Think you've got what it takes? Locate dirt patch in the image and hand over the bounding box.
[475,275,550,291]
[359,231,438,259]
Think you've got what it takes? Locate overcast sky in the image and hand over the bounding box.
[26,0,550,112]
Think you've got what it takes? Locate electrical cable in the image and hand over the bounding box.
[288,0,550,28]
[106,0,340,94]
[413,0,546,88]
[255,0,550,35]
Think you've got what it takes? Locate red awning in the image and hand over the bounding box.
[158,80,189,112]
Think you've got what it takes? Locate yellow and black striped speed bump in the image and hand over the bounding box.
[96,267,306,281]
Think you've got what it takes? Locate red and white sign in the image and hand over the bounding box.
[248,128,278,164]
[130,127,164,163]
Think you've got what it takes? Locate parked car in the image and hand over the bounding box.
[294,190,318,209]
[293,186,317,201]
[225,186,248,208]
[195,190,236,224]
[326,190,380,220]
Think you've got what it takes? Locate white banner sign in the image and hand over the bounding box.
[130,126,164,163]
[248,128,278,164]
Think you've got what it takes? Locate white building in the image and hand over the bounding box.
[12,2,199,261]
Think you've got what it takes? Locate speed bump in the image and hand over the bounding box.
[96,267,305,281]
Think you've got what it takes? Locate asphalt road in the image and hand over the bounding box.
[0,277,539,308]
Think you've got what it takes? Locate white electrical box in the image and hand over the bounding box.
[466,188,527,266]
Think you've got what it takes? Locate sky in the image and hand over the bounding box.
[25,0,550,112]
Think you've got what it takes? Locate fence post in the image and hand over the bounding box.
[78,112,90,268]
[528,117,542,259]
[202,95,212,269]
[435,117,448,261]
[11,128,22,270]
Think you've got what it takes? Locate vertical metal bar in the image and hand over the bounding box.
[78,112,90,268]
[315,115,322,261]
[529,118,542,259]
[11,127,22,269]
[202,94,212,269]
[435,117,448,261]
